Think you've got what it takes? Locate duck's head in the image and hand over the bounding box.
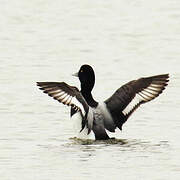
[73,64,95,92]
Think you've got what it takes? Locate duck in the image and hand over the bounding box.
[37,64,169,140]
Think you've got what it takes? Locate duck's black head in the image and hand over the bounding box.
[75,64,95,92]
[73,64,98,107]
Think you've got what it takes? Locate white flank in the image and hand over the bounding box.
[71,112,95,140]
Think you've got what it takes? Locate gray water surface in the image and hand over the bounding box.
[0,0,180,179]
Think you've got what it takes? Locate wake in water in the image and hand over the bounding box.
[69,137,129,145]
[69,137,170,151]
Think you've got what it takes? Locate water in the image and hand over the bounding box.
[0,0,180,179]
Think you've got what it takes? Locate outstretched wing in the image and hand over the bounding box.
[105,74,169,130]
[37,82,91,132]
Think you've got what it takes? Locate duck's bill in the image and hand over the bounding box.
[72,72,78,77]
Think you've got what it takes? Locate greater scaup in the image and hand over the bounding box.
[37,64,169,140]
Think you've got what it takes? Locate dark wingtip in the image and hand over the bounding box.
[36,82,41,86]
[164,73,170,81]
[164,73,170,86]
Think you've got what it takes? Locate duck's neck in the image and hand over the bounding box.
[81,89,98,108]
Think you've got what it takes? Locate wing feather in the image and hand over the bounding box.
[37,82,91,132]
[105,74,169,130]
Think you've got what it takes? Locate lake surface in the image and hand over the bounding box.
[0,0,180,179]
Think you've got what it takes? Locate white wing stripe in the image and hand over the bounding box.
[68,97,73,105]
[71,97,85,116]
[122,84,163,115]
[138,92,150,101]
[141,90,155,99]
[49,89,62,93]
[59,93,68,99]
[56,91,66,96]
[145,88,159,95]
[147,86,162,92]
[49,92,63,97]
[65,96,73,105]
[47,90,64,96]
[122,94,141,115]
[150,84,164,88]
[41,85,86,116]
[43,87,58,91]
[61,95,70,103]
